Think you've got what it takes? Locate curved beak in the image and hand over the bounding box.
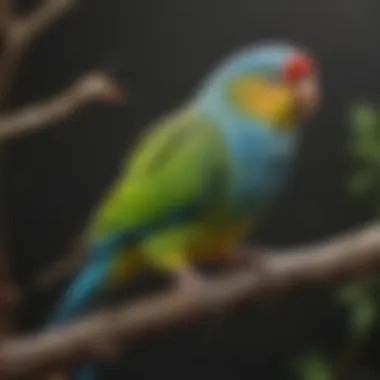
[294,76,320,116]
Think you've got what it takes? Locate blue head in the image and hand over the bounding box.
[195,41,320,131]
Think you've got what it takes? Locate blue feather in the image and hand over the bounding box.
[49,257,109,325]
[74,362,98,380]
[192,42,300,213]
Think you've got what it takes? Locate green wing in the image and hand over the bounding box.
[87,107,228,240]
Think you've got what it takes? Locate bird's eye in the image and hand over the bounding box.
[283,53,314,83]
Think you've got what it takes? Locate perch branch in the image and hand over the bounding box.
[0,71,124,141]
[0,223,380,377]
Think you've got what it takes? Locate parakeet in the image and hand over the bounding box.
[47,40,320,380]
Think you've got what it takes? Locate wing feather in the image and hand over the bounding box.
[87,108,228,241]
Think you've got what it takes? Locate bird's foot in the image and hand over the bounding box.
[174,265,209,296]
[226,247,254,270]
[231,244,271,274]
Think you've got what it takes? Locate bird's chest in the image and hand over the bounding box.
[223,126,295,213]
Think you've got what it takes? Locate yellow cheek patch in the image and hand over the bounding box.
[229,76,296,128]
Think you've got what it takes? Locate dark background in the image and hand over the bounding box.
[5,0,380,378]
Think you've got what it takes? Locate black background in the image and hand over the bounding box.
[5,0,380,378]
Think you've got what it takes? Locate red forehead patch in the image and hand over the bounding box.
[284,53,314,82]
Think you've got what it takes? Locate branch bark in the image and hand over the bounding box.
[14,0,77,44]
[0,0,78,105]
[0,0,13,33]
[32,234,85,293]
[0,222,380,378]
[0,71,124,142]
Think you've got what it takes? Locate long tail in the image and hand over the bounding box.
[49,257,109,325]
[74,361,98,380]
[48,256,111,380]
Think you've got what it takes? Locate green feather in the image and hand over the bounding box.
[87,107,228,248]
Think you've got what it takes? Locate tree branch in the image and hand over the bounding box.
[0,71,125,142]
[0,223,379,377]
[32,234,85,293]
[0,0,121,338]
[0,0,13,32]
[14,0,77,44]
[0,0,78,105]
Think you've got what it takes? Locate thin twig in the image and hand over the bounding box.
[14,0,77,44]
[0,0,78,105]
[33,234,86,292]
[0,71,125,141]
[0,223,380,377]
[0,0,13,32]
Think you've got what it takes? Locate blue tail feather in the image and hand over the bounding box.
[48,232,135,379]
[74,361,98,380]
[49,257,110,325]
[48,248,113,380]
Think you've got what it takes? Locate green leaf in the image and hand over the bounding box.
[349,143,380,163]
[348,103,379,138]
[338,282,367,304]
[294,353,332,380]
[349,296,376,340]
[337,282,377,341]
[347,170,375,197]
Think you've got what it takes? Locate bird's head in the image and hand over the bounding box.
[198,41,320,130]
